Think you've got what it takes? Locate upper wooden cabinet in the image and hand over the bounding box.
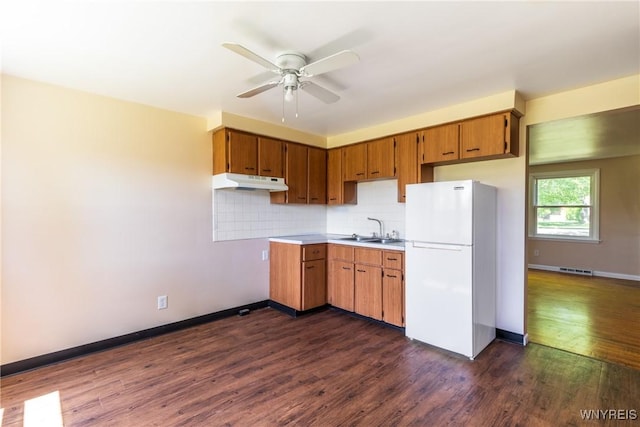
[367,137,395,179]
[460,112,518,159]
[419,112,519,165]
[327,148,357,205]
[212,129,258,175]
[258,137,284,177]
[308,147,327,204]
[394,132,420,203]
[422,123,460,163]
[272,143,328,205]
[343,143,367,181]
[343,138,395,182]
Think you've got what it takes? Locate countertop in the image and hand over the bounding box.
[269,234,405,251]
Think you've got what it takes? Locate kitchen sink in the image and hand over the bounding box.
[339,235,403,245]
[371,238,403,244]
[339,235,379,242]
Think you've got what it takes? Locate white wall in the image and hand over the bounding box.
[435,157,526,334]
[1,75,270,364]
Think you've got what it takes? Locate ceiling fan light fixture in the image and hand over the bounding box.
[282,73,298,103]
[284,86,294,102]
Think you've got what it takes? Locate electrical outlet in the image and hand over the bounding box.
[157,295,168,310]
[533,249,539,257]
[262,249,269,261]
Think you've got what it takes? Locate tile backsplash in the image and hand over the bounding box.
[212,189,326,241]
[212,179,405,242]
[326,179,406,239]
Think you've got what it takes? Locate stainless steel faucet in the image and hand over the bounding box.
[367,217,383,238]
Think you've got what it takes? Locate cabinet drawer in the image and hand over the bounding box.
[383,251,403,270]
[328,244,354,261]
[302,244,326,261]
[354,247,382,266]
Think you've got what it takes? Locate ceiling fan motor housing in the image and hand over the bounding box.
[276,52,306,73]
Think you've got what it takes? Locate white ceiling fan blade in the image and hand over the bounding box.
[237,81,280,98]
[300,50,360,77]
[222,42,280,72]
[300,81,340,104]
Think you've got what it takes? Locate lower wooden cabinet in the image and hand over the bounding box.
[327,244,404,327]
[328,260,355,311]
[382,269,404,327]
[354,264,382,320]
[270,242,326,311]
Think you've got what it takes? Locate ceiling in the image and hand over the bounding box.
[2,1,639,137]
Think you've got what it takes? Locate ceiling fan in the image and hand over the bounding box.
[222,42,360,120]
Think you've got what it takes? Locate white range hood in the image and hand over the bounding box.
[212,173,288,192]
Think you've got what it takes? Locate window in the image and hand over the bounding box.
[529,169,600,241]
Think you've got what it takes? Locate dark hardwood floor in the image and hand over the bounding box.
[2,307,639,426]
[528,269,640,370]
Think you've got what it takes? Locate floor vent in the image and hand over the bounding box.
[559,267,593,276]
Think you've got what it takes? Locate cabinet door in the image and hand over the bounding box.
[269,242,302,310]
[383,270,404,327]
[228,130,258,174]
[367,138,395,179]
[286,143,309,204]
[302,259,326,310]
[328,260,355,311]
[354,265,382,320]
[460,113,508,159]
[343,143,367,181]
[308,147,327,204]
[327,148,357,205]
[258,137,284,177]
[327,148,343,205]
[422,123,460,163]
[395,132,419,203]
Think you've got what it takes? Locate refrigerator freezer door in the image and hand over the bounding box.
[405,242,473,358]
[406,181,473,245]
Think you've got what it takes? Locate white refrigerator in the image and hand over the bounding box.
[405,180,496,359]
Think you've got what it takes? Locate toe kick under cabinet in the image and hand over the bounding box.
[269,242,327,312]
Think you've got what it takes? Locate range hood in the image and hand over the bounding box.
[212,173,288,192]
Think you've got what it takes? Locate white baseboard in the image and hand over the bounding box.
[528,264,640,282]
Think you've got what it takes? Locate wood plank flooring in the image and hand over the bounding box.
[528,269,640,370]
[2,307,639,426]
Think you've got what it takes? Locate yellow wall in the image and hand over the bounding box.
[327,90,524,146]
[1,75,271,364]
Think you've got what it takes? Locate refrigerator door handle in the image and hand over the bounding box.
[412,241,467,251]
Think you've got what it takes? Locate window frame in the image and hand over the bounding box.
[528,168,600,242]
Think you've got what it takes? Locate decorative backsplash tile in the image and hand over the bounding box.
[212,179,405,242]
[212,189,326,241]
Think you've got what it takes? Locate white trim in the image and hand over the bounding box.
[528,168,600,242]
[523,333,529,346]
[528,264,640,282]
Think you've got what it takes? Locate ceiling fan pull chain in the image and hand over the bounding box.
[295,87,299,118]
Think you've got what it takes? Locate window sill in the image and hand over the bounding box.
[528,236,601,244]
